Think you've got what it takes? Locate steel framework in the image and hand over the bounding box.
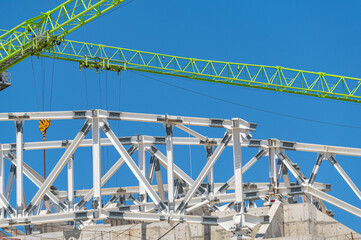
[0,0,124,72]
[33,38,361,103]
[0,110,359,237]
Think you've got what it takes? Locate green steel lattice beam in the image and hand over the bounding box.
[0,0,124,72]
[38,39,361,103]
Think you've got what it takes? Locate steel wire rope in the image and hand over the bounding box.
[41,57,45,111]
[131,72,361,130]
[49,58,55,111]
[84,69,89,109]
[31,57,39,111]
[188,121,193,179]
[105,71,109,202]
[98,72,106,203]
[98,73,102,108]
[116,71,122,186]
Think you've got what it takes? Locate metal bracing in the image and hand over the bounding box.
[0,0,125,72]
[327,155,361,201]
[137,136,147,204]
[75,145,137,210]
[309,153,323,185]
[24,120,92,216]
[91,116,102,209]
[100,119,167,212]
[165,124,175,212]
[29,37,361,103]
[5,152,66,212]
[232,119,243,214]
[206,145,214,194]
[0,109,358,237]
[146,145,198,190]
[176,130,232,214]
[67,155,74,210]
[15,120,24,216]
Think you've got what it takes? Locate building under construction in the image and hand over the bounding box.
[0,1,360,239]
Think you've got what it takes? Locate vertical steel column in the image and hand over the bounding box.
[165,123,174,212]
[15,120,24,216]
[92,116,102,209]
[0,147,3,218]
[232,119,243,214]
[206,145,214,194]
[137,136,147,203]
[67,155,74,210]
[268,140,277,187]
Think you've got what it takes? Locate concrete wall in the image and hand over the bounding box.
[12,203,361,240]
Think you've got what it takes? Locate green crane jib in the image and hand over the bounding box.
[0,0,124,90]
[37,39,361,103]
[1,1,361,103]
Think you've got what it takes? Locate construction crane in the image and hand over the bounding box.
[0,2,360,238]
[38,39,361,103]
[1,2,361,103]
[2,33,361,103]
[0,0,125,88]
[0,0,126,181]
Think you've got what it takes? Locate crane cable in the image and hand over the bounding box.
[38,58,51,179]
[116,72,122,185]
[84,68,89,109]
[31,57,39,111]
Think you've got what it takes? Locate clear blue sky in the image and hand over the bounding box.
[1,0,361,233]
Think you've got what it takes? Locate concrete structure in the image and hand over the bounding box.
[9,202,360,239]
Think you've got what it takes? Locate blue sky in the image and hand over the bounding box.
[1,0,361,233]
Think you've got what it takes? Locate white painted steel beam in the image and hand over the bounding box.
[24,120,92,216]
[75,145,137,210]
[277,152,305,185]
[92,116,102,209]
[306,185,361,218]
[232,119,243,213]
[100,120,166,212]
[176,131,232,213]
[146,145,197,189]
[15,120,24,216]
[67,155,74,211]
[216,149,266,194]
[165,124,175,212]
[5,152,67,212]
[206,145,214,194]
[175,124,208,142]
[309,154,323,185]
[327,156,361,201]
[138,136,147,204]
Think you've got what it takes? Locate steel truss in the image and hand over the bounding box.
[0,110,359,237]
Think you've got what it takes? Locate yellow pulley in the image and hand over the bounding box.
[39,119,51,141]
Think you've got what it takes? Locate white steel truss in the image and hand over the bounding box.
[0,110,359,237]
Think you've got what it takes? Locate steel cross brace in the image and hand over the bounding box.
[75,145,138,210]
[176,130,232,213]
[99,119,167,213]
[24,120,92,216]
[4,152,66,212]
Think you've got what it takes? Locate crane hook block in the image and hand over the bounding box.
[39,119,51,141]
